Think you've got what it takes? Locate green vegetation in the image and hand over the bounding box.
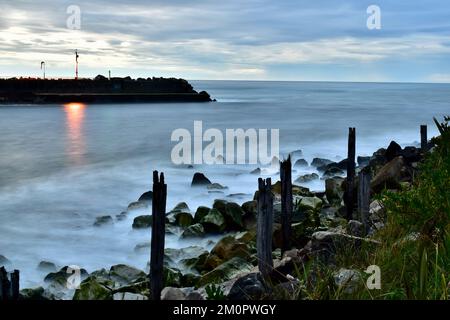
[295,116,450,300]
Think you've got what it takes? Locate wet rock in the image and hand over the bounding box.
[109,264,147,286]
[371,156,406,193]
[250,168,261,175]
[357,156,371,167]
[161,287,186,300]
[205,235,251,270]
[297,196,322,211]
[191,172,212,186]
[322,167,345,178]
[228,272,268,300]
[113,292,148,300]
[290,149,303,159]
[241,200,257,230]
[295,173,319,183]
[385,141,402,162]
[333,268,361,294]
[311,158,333,168]
[164,267,182,287]
[73,276,113,300]
[134,242,150,253]
[172,202,190,213]
[138,191,153,202]
[194,206,210,223]
[325,177,344,205]
[207,183,228,190]
[167,211,193,228]
[116,211,127,221]
[293,159,308,167]
[132,215,152,229]
[164,246,208,270]
[19,287,48,300]
[93,215,113,227]
[200,208,226,233]
[199,257,253,286]
[38,261,57,273]
[181,223,205,238]
[213,200,244,230]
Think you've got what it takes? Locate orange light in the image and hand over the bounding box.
[64,102,86,111]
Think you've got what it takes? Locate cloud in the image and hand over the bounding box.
[428,74,450,83]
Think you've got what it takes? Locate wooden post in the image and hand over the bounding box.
[358,170,371,236]
[10,270,19,300]
[346,127,356,220]
[280,156,293,253]
[0,266,8,300]
[420,125,428,152]
[257,178,274,279]
[150,170,167,301]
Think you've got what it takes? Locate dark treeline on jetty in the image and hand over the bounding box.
[0,76,212,104]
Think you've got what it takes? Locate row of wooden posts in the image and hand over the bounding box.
[0,126,428,301]
[149,124,429,299]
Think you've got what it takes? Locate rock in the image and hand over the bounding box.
[357,156,371,167]
[44,266,89,285]
[127,201,148,211]
[293,159,308,167]
[20,287,48,300]
[371,156,406,193]
[369,200,386,222]
[207,183,228,190]
[109,264,147,286]
[164,246,208,270]
[138,191,153,202]
[73,276,113,300]
[194,206,210,223]
[181,223,205,238]
[385,141,402,162]
[161,287,186,300]
[401,146,422,164]
[43,266,89,300]
[167,211,193,228]
[116,211,127,221]
[325,177,344,205]
[38,261,57,273]
[322,167,344,178]
[185,291,206,300]
[311,158,333,168]
[134,242,150,253]
[271,181,312,197]
[290,149,303,159]
[191,172,212,186]
[228,273,268,300]
[164,267,183,287]
[333,268,361,294]
[213,200,244,230]
[297,196,322,211]
[250,168,261,175]
[172,202,190,213]
[113,292,148,300]
[205,236,251,269]
[0,254,11,266]
[200,208,226,233]
[347,220,364,237]
[241,200,257,230]
[93,215,113,227]
[199,257,253,286]
[295,173,319,183]
[132,215,152,229]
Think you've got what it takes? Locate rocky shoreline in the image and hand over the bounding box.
[1,138,432,300]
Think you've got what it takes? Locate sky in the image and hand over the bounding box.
[0,0,449,82]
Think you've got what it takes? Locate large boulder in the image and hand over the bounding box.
[19,287,48,300]
[213,200,244,230]
[193,206,210,223]
[293,159,308,167]
[227,273,268,300]
[385,141,402,162]
[311,158,333,168]
[295,173,319,183]
[371,156,407,193]
[181,223,205,238]
[113,292,148,300]
[38,261,57,273]
[138,191,153,202]
[93,215,113,227]
[0,255,11,266]
[325,177,344,205]
[161,287,186,300]
[73,276,113,300]
[191,173,212,186]
[205,236,251,270]
[164,246,208,271]
[199,257,253,286]
[241,200,257,230]
[132,215,152,229]
[200,208,226,233]
[109,264,147,286]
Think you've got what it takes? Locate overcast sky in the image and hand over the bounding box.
[0,0,449,82]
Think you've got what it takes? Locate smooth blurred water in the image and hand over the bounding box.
[0,80,449,287]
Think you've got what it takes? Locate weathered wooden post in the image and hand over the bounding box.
[257,178,274,279]
[420,125,428,152]
[150,170,167,300]
[280,156,293,253]
[10,270,20,300]
[0,266,9,300]
[346,127,356,220]
[358,169,371,235]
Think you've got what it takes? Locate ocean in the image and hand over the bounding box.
[0,80,449,288]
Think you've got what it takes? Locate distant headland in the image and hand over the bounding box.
[0,76,213,104]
